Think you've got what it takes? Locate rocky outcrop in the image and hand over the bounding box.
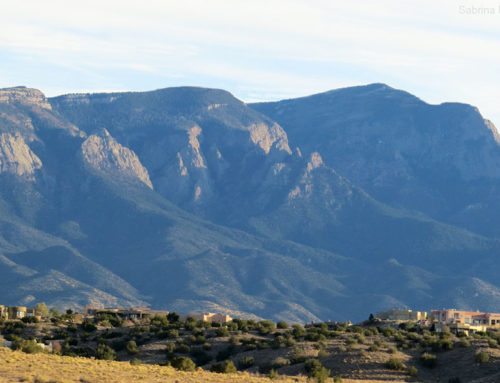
[0,87,52,110]
[81,130,153,189]
[0,133,42,180]
[248,122,292,155]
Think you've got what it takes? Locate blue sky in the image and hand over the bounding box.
[1,0,500,124]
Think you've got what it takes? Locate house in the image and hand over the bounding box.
[188,312,233,323]
[8,306,27,319]
[431,309,500,327]
[0,305,7,319]
[83,306,169,320]
[376,309,428,321]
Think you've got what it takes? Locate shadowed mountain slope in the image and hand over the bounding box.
[0,85,498,322]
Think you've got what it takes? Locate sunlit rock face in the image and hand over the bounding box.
[0,133,42,181]
[81,129,153,189]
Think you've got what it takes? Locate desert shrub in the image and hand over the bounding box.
[271,357,290,368]
[126,340,138,355]
[304,359,330,383]
[165,342,175,354]
[475,351,489,364]
[210,360,237,373]
[95,312,123,327]
[171,356,196,371]
[268,369,279,379]
[202,342,212,350]
[374,339,383,347]
[348,326,364,334]
[388,347,397,354]
[238,356,255,369]
[290,348,307,364]
[420,352,437,368]
[368,344,379,352]
[258,320,276,335]
[488,339,498,348]
[407,366,418,377]
[292,324,306,338]
[81,320,97,332]
[95,344,116,360]
[257,340,269,349]
[386,357,404,370]
[277,321,288,329]
[355,334,366,344]
[345,337,357,345]
[216,327,229,337]
[381,327,395,337]
[285,337,296,347]
[21,340,44,354]
[130,358,142,365]
[333,377,343,383]
[175,343,190,354]
[317,350,329,358]
[459,339,471,348]
[21,316,39,324]
[167,312,179,322]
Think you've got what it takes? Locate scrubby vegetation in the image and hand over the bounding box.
[1,314,500,382]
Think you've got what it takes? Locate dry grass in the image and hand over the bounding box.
[0,347,397,383]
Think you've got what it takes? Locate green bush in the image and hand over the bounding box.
[21,316,39,324]
[130,358,142,365]
[290,349,306,364]
[475,351,489,364]
[292,324,306,338]
[216,327,229,337]
[304,359,331,383]
[126,340,138,355]
[277,321,288,329]
[268,369,279,379]
[420,352,437,368]
[171,356,196,371]
[385,357,404,370]
[95,344,116,360]
[271,357,290,369]
[488,339,498,348]
[407,366,418,377]
[81,320,97,332]
[21,340,44,354]
[459,339,471,348]
[210,360,237,373]
[175,343,190,354]
[257,320,276,335]
[238,356,255,369]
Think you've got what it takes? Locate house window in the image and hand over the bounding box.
[491,320,495,325]
[465,318,469,324]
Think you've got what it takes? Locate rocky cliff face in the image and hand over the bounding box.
[0,86,52,110]
[81,129,153,189]
[0,133,42,180]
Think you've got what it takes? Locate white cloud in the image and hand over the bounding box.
[1,0,499,123]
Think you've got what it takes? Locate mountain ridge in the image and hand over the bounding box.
[0,84,499,322]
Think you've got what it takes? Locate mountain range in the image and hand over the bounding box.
[0,83,499,322]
